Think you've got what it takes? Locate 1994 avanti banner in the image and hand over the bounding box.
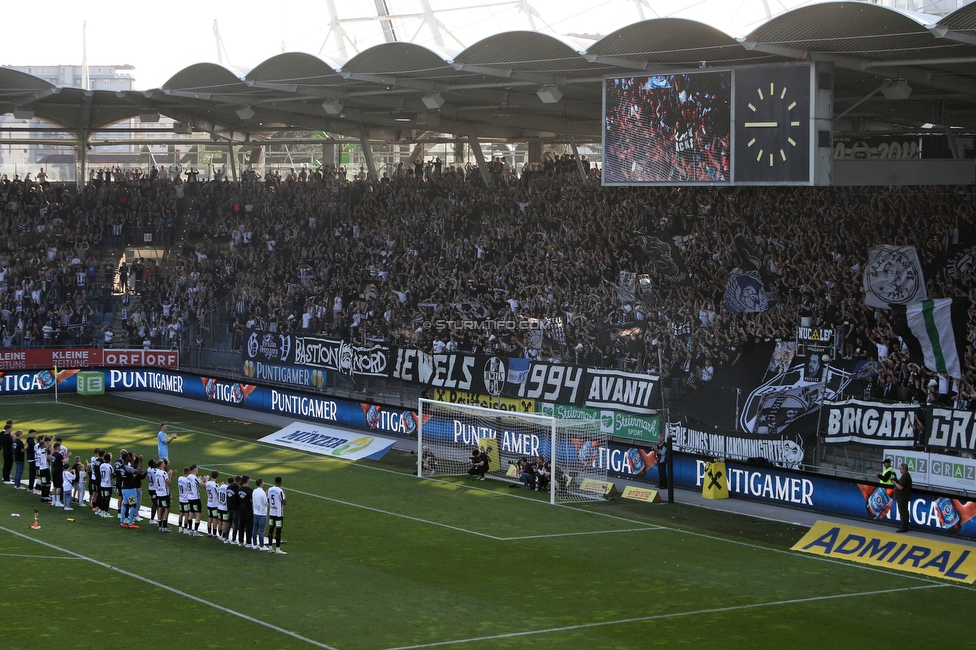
[243,330,660,415]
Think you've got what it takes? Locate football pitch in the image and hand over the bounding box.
[0,394,973,649]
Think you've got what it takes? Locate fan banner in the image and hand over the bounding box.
[927,406,976,453]
[862,245,926,308]
[822,398,921,448]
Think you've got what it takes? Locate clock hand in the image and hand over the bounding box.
[744,122,778,128]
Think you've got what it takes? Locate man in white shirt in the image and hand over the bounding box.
[251,478,269,551]
[186,465,204,536]
[98,452,114,517]
[155,460,173,532]
[217,476,230,542]
[177,468,190,534]
[205,470,220,539]
[267,476,287,555]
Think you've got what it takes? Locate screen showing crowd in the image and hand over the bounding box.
[604,72,731,184]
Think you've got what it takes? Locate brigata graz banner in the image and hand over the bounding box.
[927,407,976,453]
[0,348,178,370]
[243,329,389,377]
[823,398,920,448]
[506,361,660,415]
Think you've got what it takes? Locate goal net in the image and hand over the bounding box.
[417,398,609,504]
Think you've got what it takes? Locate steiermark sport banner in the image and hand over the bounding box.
[537,402,660,442]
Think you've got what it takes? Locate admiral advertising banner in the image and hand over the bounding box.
[794,521,976,583]
[507,362,660,416]
[927,407,976,453]
[666,421,805,468]
[258,422,395,461]
[671,454,976,540]
[243,329,389,377]
[823,399,920,448]
[0,348,178,371]
[538,402,661,442]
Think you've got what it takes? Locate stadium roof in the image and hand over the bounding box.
[5,1,976,143]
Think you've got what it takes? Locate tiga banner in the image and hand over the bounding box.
[823,398,920,448]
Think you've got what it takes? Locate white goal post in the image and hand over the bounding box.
[417,398,609,504]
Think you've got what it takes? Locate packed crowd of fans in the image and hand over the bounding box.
[2,153,975,405]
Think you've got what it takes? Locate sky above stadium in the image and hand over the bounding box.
[0,0,893,90]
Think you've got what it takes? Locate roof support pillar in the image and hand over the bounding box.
[360,129,378,181]
[466,134,492,187]
[945,125,960,160]
[77,130,89,186]
[227,142,238,183]
[568,133,586,182]
[321,142,336,168]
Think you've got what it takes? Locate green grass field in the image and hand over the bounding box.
[0,393,973,649]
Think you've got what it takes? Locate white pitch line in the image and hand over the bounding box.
[0,551,83,560]
[384,583,950,649]
[282,486,505,541]
[0,525,339,650]
[501,527,663,541]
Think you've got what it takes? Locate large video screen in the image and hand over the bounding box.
[603,72,731,185]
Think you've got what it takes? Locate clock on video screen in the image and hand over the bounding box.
[733,65,811,183]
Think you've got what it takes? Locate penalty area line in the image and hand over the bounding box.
[384,583,949,649]
[0,525,339,650]
[281,486,506,541]
[501,527,664,541]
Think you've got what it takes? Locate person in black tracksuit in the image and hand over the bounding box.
[236,475,253,547]
[225,476,240,543]
[1,423,14,483]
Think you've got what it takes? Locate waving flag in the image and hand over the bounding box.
[892,297,969,379]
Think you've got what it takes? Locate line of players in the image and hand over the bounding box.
[82,448,288,553]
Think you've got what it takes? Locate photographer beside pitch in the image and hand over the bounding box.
[467,448,489,480]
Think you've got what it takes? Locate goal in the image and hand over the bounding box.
[417,398,609,504]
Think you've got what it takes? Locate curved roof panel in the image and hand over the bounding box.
[937,1,976,30]
[246,52,343,87]
[0,66,55,91]
[162,63,249,94]
[745,3,957,62]
[342,42,455,78]
[455,32,591,73]
[589,18,769,66]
